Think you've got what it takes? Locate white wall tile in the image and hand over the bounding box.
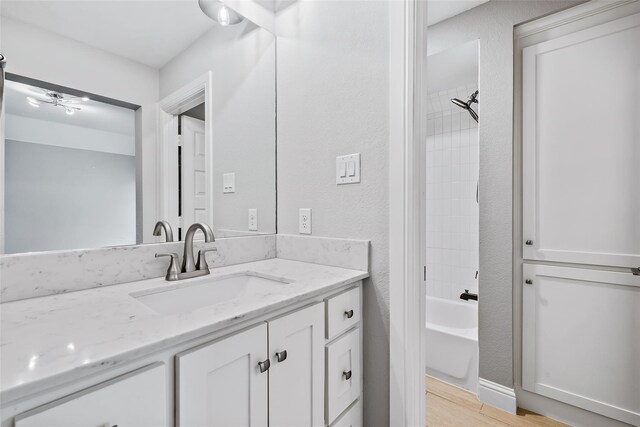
[425,93,479,301]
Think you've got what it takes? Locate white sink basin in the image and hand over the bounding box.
[131,273,291,315]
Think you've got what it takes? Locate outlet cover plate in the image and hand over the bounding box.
[248,209,258,231]
[299,208,312,234]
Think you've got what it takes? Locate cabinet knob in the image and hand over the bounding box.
[258,359,271,373]
[525,279,533,285]
[343,370,352,380]
[344,309,354,319]
[525,240,533,246]
[275,350,288,363]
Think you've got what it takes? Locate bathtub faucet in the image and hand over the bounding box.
[460,290,478,301]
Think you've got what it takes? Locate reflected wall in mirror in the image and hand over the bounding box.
[5,79,138,253]
[0,0,276,254]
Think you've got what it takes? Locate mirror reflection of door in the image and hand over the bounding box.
[178,104,210,241]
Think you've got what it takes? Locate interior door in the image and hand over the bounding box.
[521,12,640,268]
[176,324,268,427]
[181,116,210,230]
[268,303,325,427]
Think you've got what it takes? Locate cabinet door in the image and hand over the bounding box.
[15,363,166,427]
[176,324,268,427]
[521,12,640,267]
[268,302,324,427]
[522,264,640,425]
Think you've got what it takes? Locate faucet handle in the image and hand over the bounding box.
[155,253,180,281]
[196,247,218,271]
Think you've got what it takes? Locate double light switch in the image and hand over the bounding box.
[336,153,361,184]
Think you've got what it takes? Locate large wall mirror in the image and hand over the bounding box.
[0,0,276,254]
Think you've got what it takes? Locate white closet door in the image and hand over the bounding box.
[522,12,640,267]
[181,116,211,228]
[522,264,640,425]
[176,324,268,427]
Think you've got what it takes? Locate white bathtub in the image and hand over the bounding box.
[425,296,478,393]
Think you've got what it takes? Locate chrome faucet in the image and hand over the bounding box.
[153,220,174,242]
[155,222,217,281]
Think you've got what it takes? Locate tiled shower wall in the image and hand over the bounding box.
[426,84,479,301]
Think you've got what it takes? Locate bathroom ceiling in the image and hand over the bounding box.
[5,80,135,136]
[427,0,490,26]
[0,1,216,69]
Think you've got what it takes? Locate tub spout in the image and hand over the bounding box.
[460,290,478,301]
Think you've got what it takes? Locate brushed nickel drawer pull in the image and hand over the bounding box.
[258,359,271,373]
[275,350,288,363]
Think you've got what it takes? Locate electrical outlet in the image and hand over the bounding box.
[299,208,312,234]
[248,209,258,231]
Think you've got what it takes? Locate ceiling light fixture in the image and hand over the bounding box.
[198,0,243,26]
[26,90,85,115]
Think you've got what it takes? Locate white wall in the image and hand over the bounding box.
[5,140,136,253]
[427,0,583,388]
[160,22,276,235]
[0,17,160,243]
[276,1,390,424]
[426,84,479,301]
[5,114,134,156]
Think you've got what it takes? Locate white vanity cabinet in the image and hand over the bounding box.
[176,323,269,426]
[14,363,167,427]
[8,283,363,427]
[268,302,325,426]
[176,302,325,427]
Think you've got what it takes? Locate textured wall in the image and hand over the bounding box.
[427,0,583,388]
[276,1,390,424]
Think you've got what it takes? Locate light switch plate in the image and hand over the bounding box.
[336,153,361,184]
[248,209,258,231]
[299,208,312,234]
[223,173,235,193]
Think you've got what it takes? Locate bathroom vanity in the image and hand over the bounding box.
[0,236,370,427]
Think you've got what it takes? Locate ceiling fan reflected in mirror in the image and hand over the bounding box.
[26,90,89,115]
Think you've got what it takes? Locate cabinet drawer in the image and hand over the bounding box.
[15,363,167,427]
[331,399,362,427]
[326,328,361,425]
[326,286,360,340]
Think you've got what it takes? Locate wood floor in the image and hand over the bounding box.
[426,376,569,427]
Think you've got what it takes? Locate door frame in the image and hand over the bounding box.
[158,72,214,238]
[388,0,427,425]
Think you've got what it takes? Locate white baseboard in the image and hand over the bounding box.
[478,378,517,414]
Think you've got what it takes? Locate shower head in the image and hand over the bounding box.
[451,97,468,109]
[451,90,479,123]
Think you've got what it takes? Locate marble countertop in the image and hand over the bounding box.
[0,258,368,403]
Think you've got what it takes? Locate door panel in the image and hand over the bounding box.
[522,264,640,425]
[268,303,324,427]
[181,116,211,229]
[176,324,268,427]
[522,12,640,267]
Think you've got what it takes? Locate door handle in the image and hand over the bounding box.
[258,359,271,373]
[275,350,288,363]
